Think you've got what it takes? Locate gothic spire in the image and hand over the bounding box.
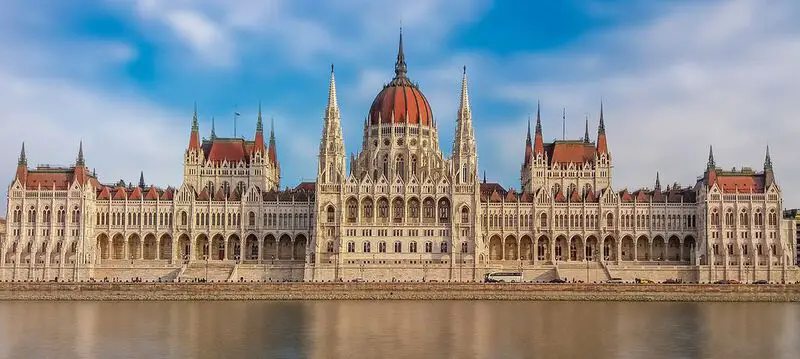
[707,145,715,169]
[458,65,470,115]
[18,142,26,166]
[655,172,661,191]
[596,101,608,154]
[268,117,278,167]
[394,27,407,79]
[526,115,532,145]
[189,103,201,150]
[192,102,199,132]
[138,171,145,189]
[584,114,590,143]
[269,117,275,143]
[254,104,265,154]
[77,141,85,166]
[764,145,773,170]
[327,64,339,112]
[257,103,263,132]
[533,100,544,155]
[211,116,217,139]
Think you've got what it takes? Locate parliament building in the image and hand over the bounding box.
[2,33,798,283]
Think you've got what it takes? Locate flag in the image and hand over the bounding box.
[234,112,241,116]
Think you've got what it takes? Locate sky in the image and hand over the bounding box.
[3,0,800,213]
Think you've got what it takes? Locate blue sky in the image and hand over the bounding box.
[3,0,800,212]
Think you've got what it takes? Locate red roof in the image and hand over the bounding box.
[196,188,210,201]
[569,189,581,202]
[585,190,597,202]
[24,171,72,190]
[545,141,596,165]
[203,139,250,163]
[112,187,127,200]
[554,190,566,202]
[369,82,433,126]
[295,182,315,192]
[97,186,111,200]
[144,186,160,200]
[717,175,765,193]
[161,188,174,200]
[129,187,142,200]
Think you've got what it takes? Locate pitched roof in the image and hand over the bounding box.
[295,182,315,192]
[97,186,111,200]
[202,138,251,164]
[716,174,765,193]
[112,187,127,200]
[545,141,596,165]
[144,186,160,200]
[196,188,210,201]
[161,188,174,200]
[129,186,142,200]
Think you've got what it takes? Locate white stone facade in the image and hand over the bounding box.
[1,35,798,283]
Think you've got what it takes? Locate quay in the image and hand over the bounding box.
[1,282,799,302]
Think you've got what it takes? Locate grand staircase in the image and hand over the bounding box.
[179,261,235,282]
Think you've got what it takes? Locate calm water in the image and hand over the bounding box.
[0,301,798,359]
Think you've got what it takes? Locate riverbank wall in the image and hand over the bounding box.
[2,282,799,302]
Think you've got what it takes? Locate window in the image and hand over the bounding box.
[394,241,402,253]
[410,241,417,253]
[396,155,405,181]
[379,241,387,253]
[438,198,450,223]
[378,198,389,219]
[382,155,388,179]
[440,242,448,253]
[327,206,335,223]
[423,198,435,220]
[411,155,417,177]
[363,241,371,253]
[346,198,358,223]
[425,241,433,253]
[540,213,547,228]
[606,213,613,227]
[461,207,469,224]
[248,212,256,226]
[393,199,404,223]
[362,198,374,219]
[347,241,355,253]
[327,241,334,253]
[461,242,468,253]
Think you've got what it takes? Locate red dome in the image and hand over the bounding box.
[369,82,433,126]
[368,30,433,126]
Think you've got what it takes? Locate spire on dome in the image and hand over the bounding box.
[18,142,26,166]
[395,27,407,79]
[138,171,145,189]
[707,145,715,169]
[77,141,85,166]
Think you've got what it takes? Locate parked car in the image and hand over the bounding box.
[635,278,654,284]
[754,279,769,284]
[606,278,624,284]
[548,278,567,283]
[664,278,683,284]
[714,279,739,284]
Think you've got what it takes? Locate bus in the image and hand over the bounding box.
[484,272,523,283]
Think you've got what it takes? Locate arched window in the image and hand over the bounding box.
[740,210,749,226]
[606,213,614,227]
[379,241,387,253]
[411,155,417,177]
[346,198,358,223]
[362,198,374,220]
[222,181,231,197]
[72,207,80,224]
[461,242,468,253]
[410,241,418,253]
[392,198,404,223]
[755,209,763,226]
[181,211,188,226]
[438,198,450,223]
[725,209,734,226]
[440,241,448,253]
[425,241,433,253]
[540,213,547,228]
[382,155,388,179]
[396,155,405,181]
[248,212,255,226]
[327,205,335,223]
[237,181,246,195]
[326,241,334,253]
[378,198,389,219]
[423,198,435,220]
[408,198,420,220]
[461,207,469,224]
[347,241,355,253]
[28,206,36,223]
[363,241,371,253]
[394,241,402,253]
[13,206,21,223]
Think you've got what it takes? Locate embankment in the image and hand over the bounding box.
[2,282,800,301]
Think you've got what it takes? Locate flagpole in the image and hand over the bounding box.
[234,104,240,138]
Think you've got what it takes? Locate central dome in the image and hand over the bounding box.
[368,32,433,126]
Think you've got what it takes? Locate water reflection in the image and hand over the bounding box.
[0,301,797,359]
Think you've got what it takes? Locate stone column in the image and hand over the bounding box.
[258,237,264,264]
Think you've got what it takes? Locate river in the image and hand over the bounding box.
[0,301,798,359]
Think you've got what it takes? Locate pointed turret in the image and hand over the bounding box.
[268,117,277,166]
[707,145,715,169]
[654,172,661,192]
[76,141,85,166]
[327,64,339,114]
[596,101,608,154]
[210,116,217,140]
[452,66,477,184]
[318,63,346,185]
[533,101,544,155]
[15,142,27,184]
[764,145,774,186]
[138,171,145,189]
[583,115,590,144]
[254,103,266,155]
[395,27,407,79]
[523,115,533,166]
[188,103,201,150]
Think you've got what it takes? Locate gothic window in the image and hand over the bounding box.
[72,207,80,224]
[424,241,433,253]
[440,241,448,253]
[768,209,777,226]
[754,209,763,226]
[740,209,749,226]
[725,209,734,226]
[28,206,36,223]
[326,241,334,253]
[327,205,335,223]
[394,241,402,253]
[540,213,547,228]
[423,198,435,220]
[606,213,614,228]
[206,181,215,195]
[379,241,387,253]
[408,198,420,220]
[363,241,371,253]
[248,212,255,226]
[461,207,469,224]
[410,241,418,253]
[237,181,246,195]
[13,206,21,223]
[438,198,451,223]
[396,155,405,181]
[461,242,468,253]
[362,198,374,220]
[181,211,187,226]
[392,198,404,223]
[222,181,231,197]
[347,241,355,253]
[462,164,468,183]
[346,198,358,223]
[378,198,389,219]
[411,155,418,177]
